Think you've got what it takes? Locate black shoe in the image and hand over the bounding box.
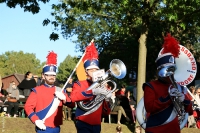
[125,116,130,122]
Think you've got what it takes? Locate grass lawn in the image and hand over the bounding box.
[0,117,200,133]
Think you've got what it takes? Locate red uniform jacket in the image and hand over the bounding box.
[143,80,192,133]
[66,80,111,125]
[24,84,75,128]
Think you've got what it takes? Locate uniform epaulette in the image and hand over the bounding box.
[74,81,81,87]
[143,82,154,91]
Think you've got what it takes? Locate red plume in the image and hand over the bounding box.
[161,33,180,58]
[83,42,98,62]
[46,51,57,65]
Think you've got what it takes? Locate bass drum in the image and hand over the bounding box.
[136,97,189,129]
[136,97,146,129]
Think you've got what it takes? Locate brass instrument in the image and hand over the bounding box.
[158,65,185,116]
[77,59,126,111]
[163,66,188,129]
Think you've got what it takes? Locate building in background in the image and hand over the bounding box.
[1,74,24,89]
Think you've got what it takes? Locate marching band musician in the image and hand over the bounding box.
[55,42,113,133]
[24,51,75,133]
[143,34,193,133]
[193,87,200,128]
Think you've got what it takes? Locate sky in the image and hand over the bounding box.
[0,1,82,65]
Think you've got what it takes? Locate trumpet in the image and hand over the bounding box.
[77,59,126,111]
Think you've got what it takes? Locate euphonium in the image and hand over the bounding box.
[77,59,126,111]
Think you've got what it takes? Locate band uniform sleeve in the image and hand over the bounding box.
[144,85,171,114]
[183,92,193,115]
[24,90,39,123]
[68,81,93,102]
[63,90,75,108]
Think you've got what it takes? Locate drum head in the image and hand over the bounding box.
[159,45,197,86]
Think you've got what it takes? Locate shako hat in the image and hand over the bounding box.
[43,51,57,75]
[155,34,180,70]
[83,41,99,70]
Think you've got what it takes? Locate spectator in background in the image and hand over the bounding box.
[0,82,7,114]
[0,80,4,105]
[119,90,133,124]
[111,92,130,124]
[126,79,136,93]
[37,72,45,86]
[126,90,136,123]
[108,82,130,124]
[18,71,36,97]
[1,82,8,97]
[33,75,42,86]
[116,85,126,97]
[132,79,137,101]
[187,86,197,128]
[4,81,19,117]
[193,87,200,128]
[189,86,196,97]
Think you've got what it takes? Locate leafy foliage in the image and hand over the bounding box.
[0,51,79,85]
[0,0,50,14]
[3,0,200,81]
[46,0,200,81]
[57,55,79,84]
[0,51,42,77]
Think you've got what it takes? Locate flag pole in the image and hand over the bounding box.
[61,39,94,92]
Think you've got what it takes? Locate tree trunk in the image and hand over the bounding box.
[135,14,148,133]
[136,27,148,132]
[137,33,147,103]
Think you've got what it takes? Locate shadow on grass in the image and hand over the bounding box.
[124,122,135,133]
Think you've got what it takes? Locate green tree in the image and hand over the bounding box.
[57,55,78,84]
[45,1,200,115]
[0,51,42,77]
[44,0,200,71]
[0,0,50,14]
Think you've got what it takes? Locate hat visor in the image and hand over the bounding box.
[157,63,176,70]
[86,65,99,70]
[44,71,56,75]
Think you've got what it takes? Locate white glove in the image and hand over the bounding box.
[35,120,46,130]
[55,91,66,101]
[105,91,113,99]
[170,88,185,102]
